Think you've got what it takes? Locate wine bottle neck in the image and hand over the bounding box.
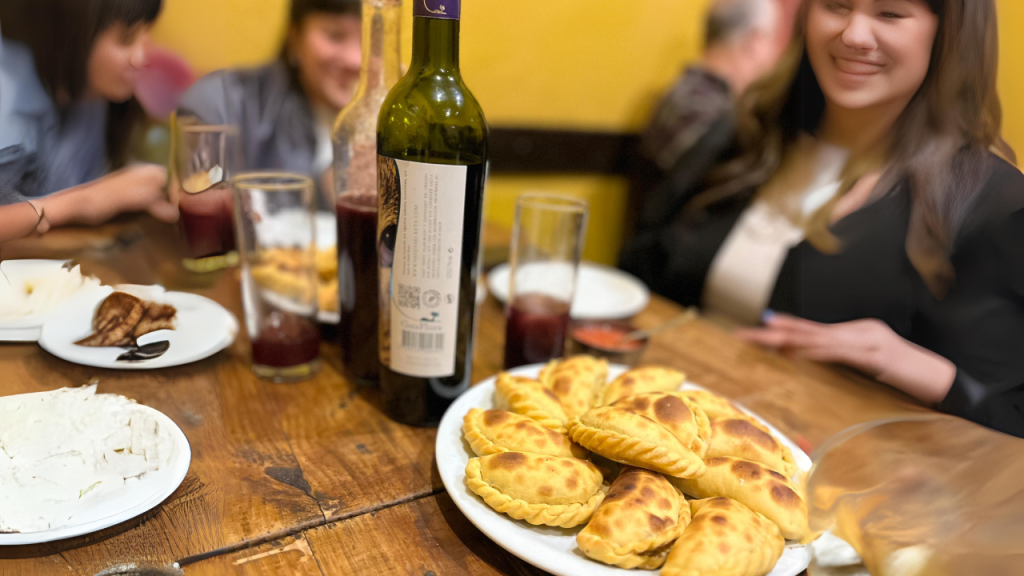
[410,16,460,73]
[359,0,403,92]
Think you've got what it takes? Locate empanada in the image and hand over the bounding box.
[577,466,690,569]
[661,497,785,576]
[670,456,812,541]
[494,373,568,433]
[465,452,607,528]
[677,389,749,421]
[567,392,711,478]
[599,366,686,406]
[538,355,609,418]
[462,408,588,458]
[707,417,797,477]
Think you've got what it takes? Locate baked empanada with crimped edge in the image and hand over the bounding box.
[462,408,588,458]
[676,389,750,420]
[661,497,785,576]
[465,452,607,528]
[567,392,711,479]
[707,417,798,477]
[538,355,609,418]
[494,373,568,433]
[576,466,691,569]
[669,456,812,541]
[598,366,686,406]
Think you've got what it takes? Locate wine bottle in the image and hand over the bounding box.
[376,0,487,426]
[332,0,403,385]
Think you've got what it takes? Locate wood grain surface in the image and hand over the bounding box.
[0,217,928,575]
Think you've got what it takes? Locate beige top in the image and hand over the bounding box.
[702,138,849,325]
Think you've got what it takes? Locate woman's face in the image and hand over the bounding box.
[291,13,362,111]
[88,23,151,103]
[806,0,939,112]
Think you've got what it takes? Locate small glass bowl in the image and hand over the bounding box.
[566,319,648,366]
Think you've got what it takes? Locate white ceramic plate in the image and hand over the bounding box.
[0,260,108,342]
[0,403,191,545]
[38,287,238,370]
[488,262,650,320]
[436,364,813,576]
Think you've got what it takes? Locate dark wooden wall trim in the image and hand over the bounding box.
[489,128,643,175]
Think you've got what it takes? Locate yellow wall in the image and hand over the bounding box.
[153,0,1024,264]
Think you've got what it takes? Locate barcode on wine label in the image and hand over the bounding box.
[401,330,444,351]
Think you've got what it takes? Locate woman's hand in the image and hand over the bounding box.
[735,313,956,404]
[41,164,178,227]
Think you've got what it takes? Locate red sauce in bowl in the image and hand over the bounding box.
[572,324,643,352]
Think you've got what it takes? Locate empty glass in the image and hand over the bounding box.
[233,173,321,382]
[503,194,588,369]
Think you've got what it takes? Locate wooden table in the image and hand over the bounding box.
[0,217,929,576]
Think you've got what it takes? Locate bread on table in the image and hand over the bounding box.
[538,355,609,419]
[494,373,569,434]
[707,417,798,477]
[462,408,587,459]
[464,452,607,528]
[598,366,686,406]
[576,466,690,569]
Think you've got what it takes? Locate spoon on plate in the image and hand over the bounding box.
[116,340,170,362]
[622,307,699,343]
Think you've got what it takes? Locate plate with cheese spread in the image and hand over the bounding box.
[0,384,191,544]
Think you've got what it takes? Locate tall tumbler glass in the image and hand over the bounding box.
[233,173,321,382]
[172,118,243,262]
[503,194,588,369]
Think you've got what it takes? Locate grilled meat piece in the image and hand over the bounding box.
[75,292,145,347]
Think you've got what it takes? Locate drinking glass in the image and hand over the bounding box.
[503,194,588,369]
[336,191,379,384]
[172,117,242,261]
[233,173,321,382]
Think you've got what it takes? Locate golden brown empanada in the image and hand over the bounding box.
[577,466,690,569]
[677,389,749,421]
[465,452,607,528]
[661,497,785,576]
[462,408,588,458]
[567,392,711,478]
[538,355,609,418]
[494,373,568,433]
[598,366,686,406]
[707,417,798,477]
[670,456,812,541]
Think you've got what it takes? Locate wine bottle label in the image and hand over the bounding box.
[414,0,460,20]
[377,156,467,378]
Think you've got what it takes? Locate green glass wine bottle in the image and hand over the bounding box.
[376,0,487,426]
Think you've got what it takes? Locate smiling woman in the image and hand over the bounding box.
[622,0,1024,438]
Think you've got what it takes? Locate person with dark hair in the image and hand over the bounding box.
[176,0,361,200]
[639,0,783,206]
[621,0,1024,437]
[0,0,177,238]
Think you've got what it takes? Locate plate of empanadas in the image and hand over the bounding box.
[436,358,817,576]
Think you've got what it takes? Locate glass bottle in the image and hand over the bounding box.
[332,0,403,385]
[376,0,488,426]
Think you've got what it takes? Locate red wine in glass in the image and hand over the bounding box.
[179,182,235,258]
[251,310,321,368]
[336,192,379,383]
[503,292,572,369]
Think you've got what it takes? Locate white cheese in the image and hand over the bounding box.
[0,384,173,533]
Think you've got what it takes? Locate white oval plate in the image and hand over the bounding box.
[436,363,813,576]
[39,287,238,370]
[487,262,650,320]
[0,403,191,545]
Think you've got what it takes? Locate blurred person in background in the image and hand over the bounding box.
[621,0,1024,437]
[176,0,362,202]
[0,0,178,241]
[638,0,783,205]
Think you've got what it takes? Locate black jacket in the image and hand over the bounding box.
[620,153,1024,438]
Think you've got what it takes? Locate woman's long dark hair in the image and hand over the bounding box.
[690,0,1014,296]
[281,0,360,91]
[0,0,162,168]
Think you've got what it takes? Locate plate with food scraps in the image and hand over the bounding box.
[0,384,191,545]
[435,363,813,576]
[0,259,107,342]
[38,285,238,370]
